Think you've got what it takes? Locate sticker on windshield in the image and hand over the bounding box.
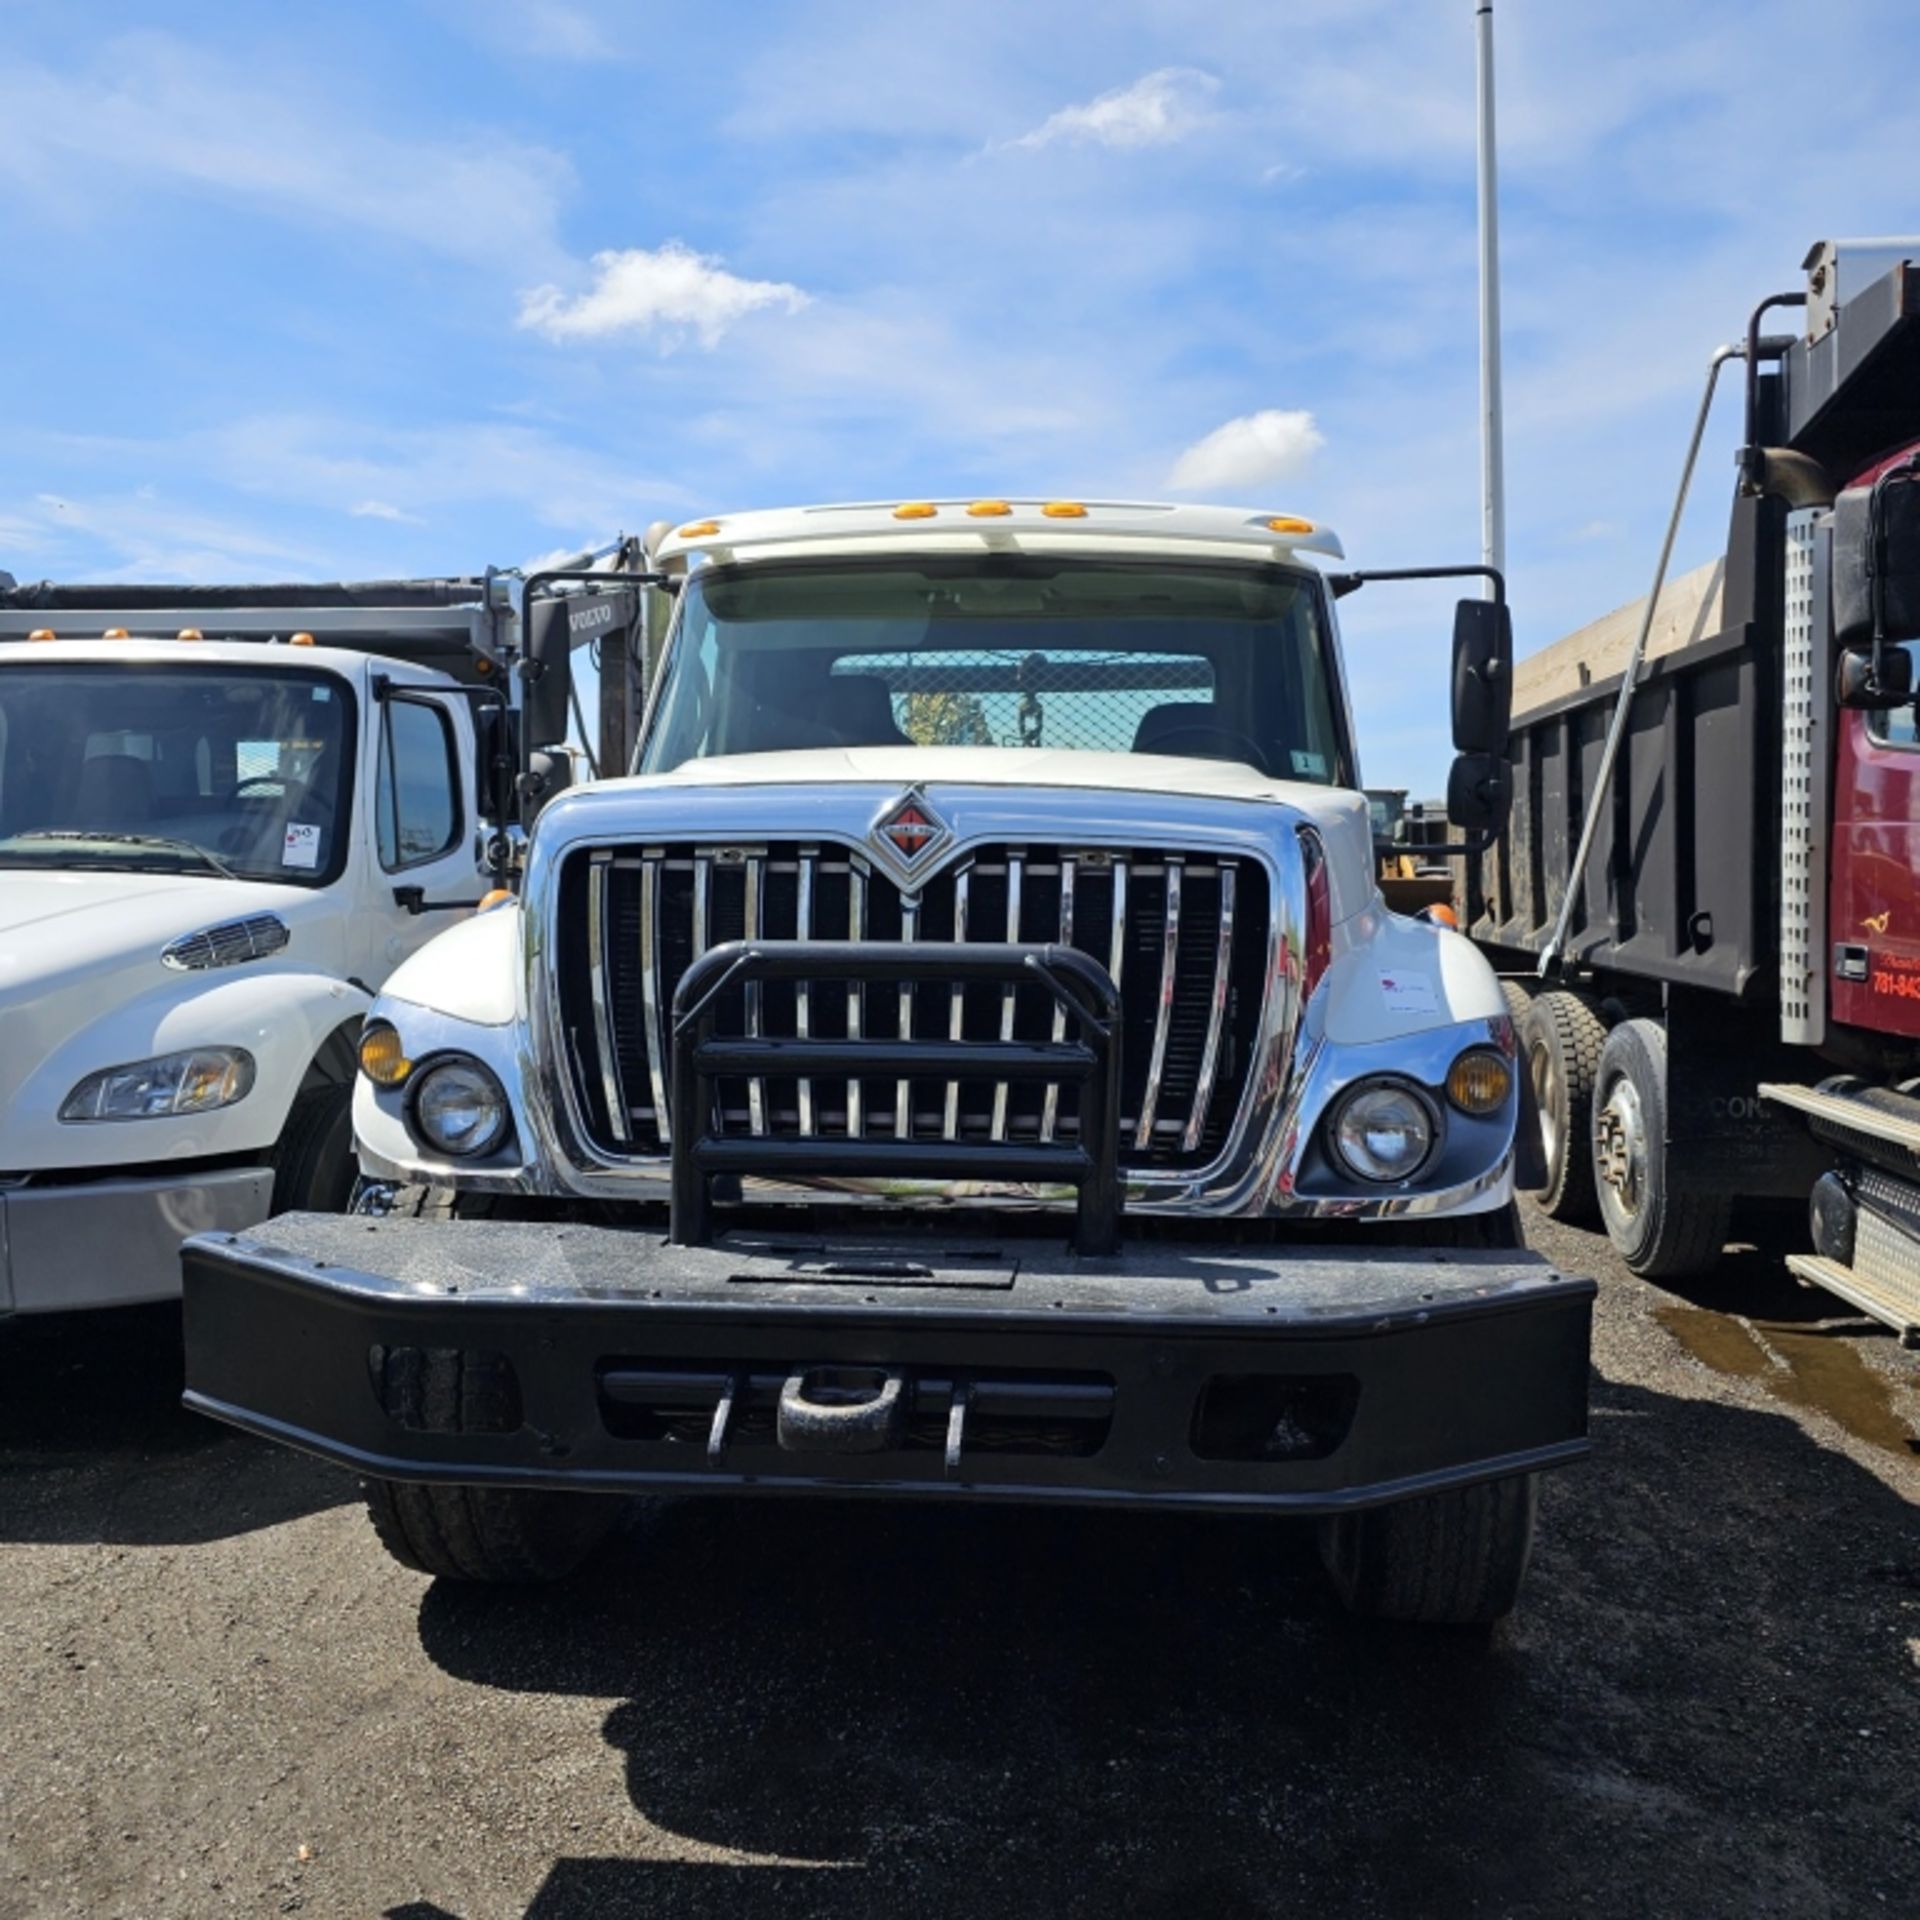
[283,823,322,870]
[1379,969,1439,1015]
[1290,749,1328,778]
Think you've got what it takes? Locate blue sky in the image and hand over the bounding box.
[5,0,1919,791]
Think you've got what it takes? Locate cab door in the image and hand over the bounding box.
[355,684,489,986]
[1829,668,1920,1037]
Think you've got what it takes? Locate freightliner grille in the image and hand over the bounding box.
[555,842,1271,1172]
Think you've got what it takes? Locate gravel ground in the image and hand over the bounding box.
[2,1207,1917,1920]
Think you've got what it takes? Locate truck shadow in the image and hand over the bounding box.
[409,1368,1920,1918]
[0,1303,353,1545]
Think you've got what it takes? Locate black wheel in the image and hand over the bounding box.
[362,1344,623,1583]
[1499,977,1534,1026]
[1318,1472,1539,1625]
[1519,990,1607,1224]
[1592,1017,1731,1278]
[272,1084,357,1213]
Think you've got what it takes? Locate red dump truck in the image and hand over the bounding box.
[1472,238,1920,1344]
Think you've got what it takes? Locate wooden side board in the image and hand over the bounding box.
[1512,557,1726,718]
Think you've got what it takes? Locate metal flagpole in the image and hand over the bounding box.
[1475,0,1506,593]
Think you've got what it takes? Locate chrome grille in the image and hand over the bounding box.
[556,841,1270,1171]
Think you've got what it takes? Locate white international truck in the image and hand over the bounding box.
[0,560,648,1316]
[180,500,1594,1625]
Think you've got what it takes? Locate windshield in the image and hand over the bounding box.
[0,664,353,883]
[639,557,1348,783]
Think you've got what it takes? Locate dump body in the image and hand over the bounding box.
[1465,247,1920,1337]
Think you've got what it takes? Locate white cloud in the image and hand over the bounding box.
[348,499,420,524]
[517,243,811,349]
[1003,68,1220,152]
[1166,410,1326,494]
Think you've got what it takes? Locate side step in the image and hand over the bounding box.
[1760,1079,1920,1167]
[1786,1253,1920,1348]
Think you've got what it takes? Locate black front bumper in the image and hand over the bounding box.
[181,1215,1594,1514]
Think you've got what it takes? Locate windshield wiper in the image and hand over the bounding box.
[0,830,241,879]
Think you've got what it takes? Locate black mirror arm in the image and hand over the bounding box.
[1328,563,1506,605]
[392,886,488,916]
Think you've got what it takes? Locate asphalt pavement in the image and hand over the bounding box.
[2,1206,1916,1920]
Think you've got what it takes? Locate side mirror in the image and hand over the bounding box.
[523,596,582,749]
[1447,750,1510,836]
[1451,598,1512,755]
[472,704,518,823]
[1833,462,1920,651]
[1836,643,1914,710]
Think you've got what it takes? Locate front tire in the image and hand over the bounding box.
[1592,1017,1730,1278]
[364,1478,620,1584]
[363,1322,623,1583]
[1318,1201,1538,1624]
[272,1084,358,1213]
[1318,1473,1540,1625]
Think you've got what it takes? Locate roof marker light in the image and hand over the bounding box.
[289,632,316,647]
[28,628,55,642]
[893,502,938,519]
[677,519,721,539]
[1041,501,1087,518]
[966,500,1012,517]
[1267,516,1316,534]
[176,628,204,642]
[103,627,130,639]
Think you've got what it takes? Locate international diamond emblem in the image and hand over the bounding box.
[873,790,948,868]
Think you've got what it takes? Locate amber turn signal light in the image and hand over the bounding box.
[358,1022,414,1087]
[1446,1049,1512,1116]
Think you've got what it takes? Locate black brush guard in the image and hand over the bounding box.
[669,941,1122,1252]
[179,940,1595,1510]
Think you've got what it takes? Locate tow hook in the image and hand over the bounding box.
[776,1366,908,1454]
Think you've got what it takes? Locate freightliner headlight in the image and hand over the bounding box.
[409,1057,509,1158]
[1329,1080,1437,1183]
[60,1047,256,1123]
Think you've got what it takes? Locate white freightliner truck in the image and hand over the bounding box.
[180,500,1594,1625]
[0,560,647,1315]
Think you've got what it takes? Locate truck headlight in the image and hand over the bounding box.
[61,1047,256,1123]
[1329,1080,1437,1183]
[409,1057,509,1158]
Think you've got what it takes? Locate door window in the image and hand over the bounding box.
[377,699,461,871]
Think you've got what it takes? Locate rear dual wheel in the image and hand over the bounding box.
[1518,990,1607,1225]
[1592,1018,1731,1279]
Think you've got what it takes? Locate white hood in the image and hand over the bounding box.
[0,870,323,980]
[0,872,351,1166]
[597,747,1377,921]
